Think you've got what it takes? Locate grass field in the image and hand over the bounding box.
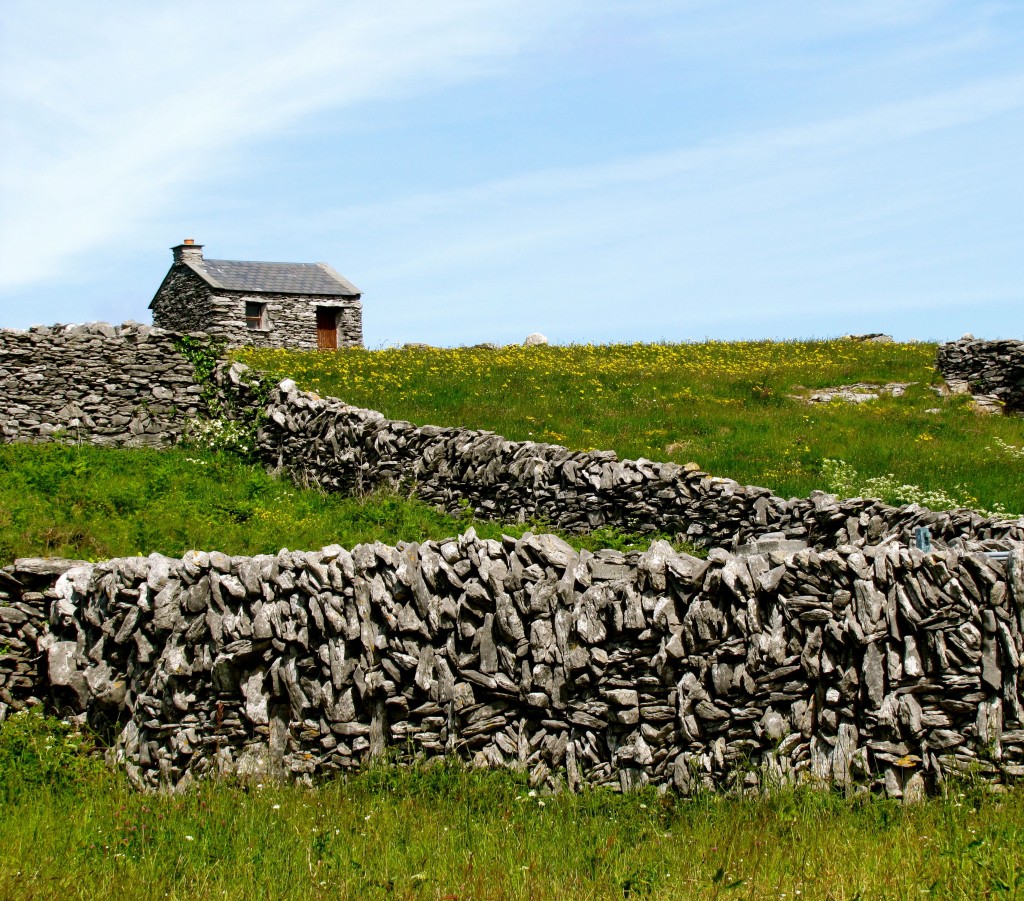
[0,443,676,567]
[5,340,1024,898]
[3,710,1024,901]
[237,340,1024,515]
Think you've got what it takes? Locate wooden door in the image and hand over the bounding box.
[316,307,337,350]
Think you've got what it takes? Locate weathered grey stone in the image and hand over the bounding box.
[903,771,926,805]
[46,641,79,686]
[864,642,885,707]
[467,614,494,675]
[604,689,639,708]
[3,337,1023,798]
[5,326,1023,557]
[937,338,1024,415]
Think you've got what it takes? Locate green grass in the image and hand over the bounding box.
[3,711,1024,900]
[4,342,1024,897]
[237,340,1024,514]
[0,442,684,567]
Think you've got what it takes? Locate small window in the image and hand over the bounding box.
[245,301,268,330]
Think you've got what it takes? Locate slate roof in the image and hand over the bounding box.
[187,259,360,297]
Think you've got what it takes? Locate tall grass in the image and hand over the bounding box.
[2,711,1023,900]
[0,443,680,566]
[238,341,1024,514]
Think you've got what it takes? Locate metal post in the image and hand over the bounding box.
[914,526,931,553]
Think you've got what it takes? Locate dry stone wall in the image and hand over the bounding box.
[938,337,1024,413]
[0,322,215,446]
[5,325,1024,797]
[3,323,1020,552]
[3,537,1024,798]
[247,372,1024,552]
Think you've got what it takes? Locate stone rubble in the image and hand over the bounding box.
[937,337,1024,415]
[842,334,894,343]
[932,380,1004,415]
[803,383,916,405]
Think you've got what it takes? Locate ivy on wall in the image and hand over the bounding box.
[173,336,272,459]
[173,336,227,414]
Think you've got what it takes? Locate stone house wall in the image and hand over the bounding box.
[207,291,362,350]
[3,540,1023,797]
[149,266,212,334]
[151,266,363,350]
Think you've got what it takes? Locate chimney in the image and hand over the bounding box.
[172,238,204,264]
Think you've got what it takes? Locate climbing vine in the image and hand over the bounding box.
[173,336,228,416]
[173,336,271,460]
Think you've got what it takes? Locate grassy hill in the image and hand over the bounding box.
[238,340,1024,515]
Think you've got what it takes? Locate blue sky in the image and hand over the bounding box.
[1,1,1022,345]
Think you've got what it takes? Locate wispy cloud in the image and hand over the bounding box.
[2,0,1021,343]
[0,0,576,290]
[298,69,1024,343]
[319,70,1024,271]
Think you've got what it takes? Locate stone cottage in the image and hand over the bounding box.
[149,240,362,349]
